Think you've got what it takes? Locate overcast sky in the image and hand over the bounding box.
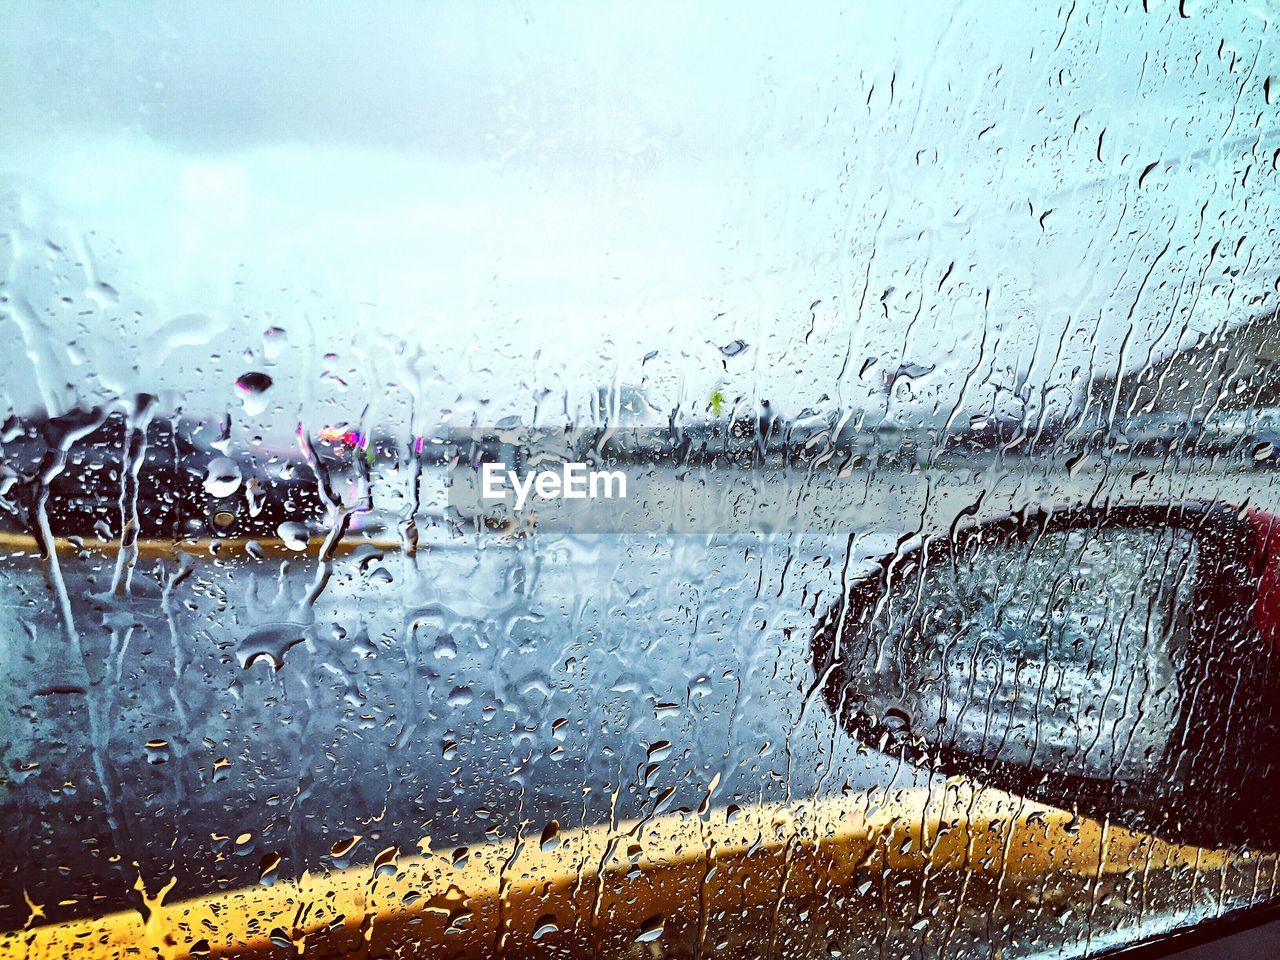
[2,1,1278,442]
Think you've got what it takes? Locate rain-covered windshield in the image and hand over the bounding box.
[3,4,1280,959]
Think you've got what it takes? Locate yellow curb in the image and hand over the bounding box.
[0,532,404,561]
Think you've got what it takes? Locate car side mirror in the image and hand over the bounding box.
[812,502,1280,850]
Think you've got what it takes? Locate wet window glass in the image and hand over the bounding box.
[3,4,1280,959]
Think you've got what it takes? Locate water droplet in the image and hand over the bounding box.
[540,820,560,852]
[351,542,385,571]
[882,707,911,735]
[372,846,398,878]
[330,839,360,860]
[238,622,309,670]
[277,521,310,551]
[447,686,473,707]
[258,852,281,885]
[235,371,273,415]
[203,457,243,497]
[235,371,273,394]
[646,740,672,763]
[446,907,474,931]
[262,326,288,360]
[636,914,665,943]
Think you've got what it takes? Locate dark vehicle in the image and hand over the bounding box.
[0,405,325,542]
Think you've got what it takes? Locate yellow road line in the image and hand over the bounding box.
[0,533,405,561]
[1,782,1228,959]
